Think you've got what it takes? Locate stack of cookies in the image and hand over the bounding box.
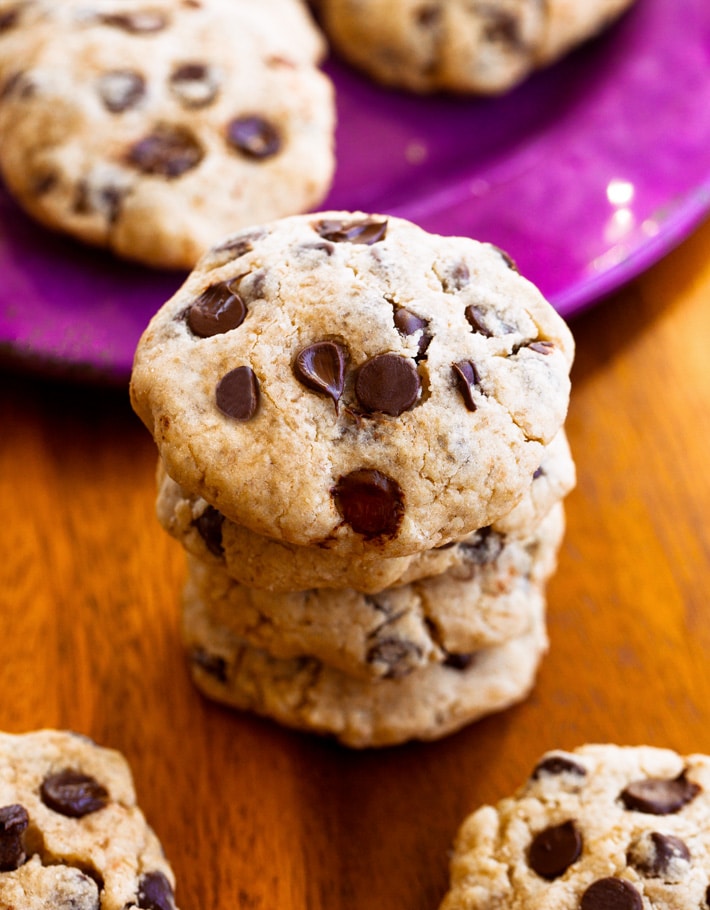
[130,210,575,747]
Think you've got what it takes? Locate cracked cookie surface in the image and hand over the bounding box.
[131,211,574,559]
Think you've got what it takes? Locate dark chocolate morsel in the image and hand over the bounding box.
[528,820,582,880]
[212,231,262,259]
[531,754,587,781]
[394,308,431,356]
[355,353,420,416]
[580,877,642,910]
[170,62,219,108]
[40,769,109,818]
[533,465,545,480]
[0,8,21,32]
[98,11,167,32]
[137,870,175,910]
[315,217,388,245]
[620,772,700,815]
[529,340,555,355]
[332,469,403,538]
[215,366,259,421]
[126,125,204,178]
[491,244,519,271]
[443,652,476,671]
[191,647,227,683]
[0,803,28,872]
[465,305,493,337]
[293,341,347,408]
[366,638,422,679]
[186,279,247,337]
[459,527,503,565]
[452,360,482,411]
[193,506,224,558]
[627,831,691,877]
[97,69,146,112]
[226,116,280,159]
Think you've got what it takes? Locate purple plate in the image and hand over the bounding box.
[2,0,710,384]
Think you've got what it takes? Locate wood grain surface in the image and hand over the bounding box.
[2,217,710,909]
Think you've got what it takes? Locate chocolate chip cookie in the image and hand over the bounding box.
[0,0,334,268]
[0,729,178,910]
[130,211,574,559]
[440,743,710,910]
[318,0,637,94]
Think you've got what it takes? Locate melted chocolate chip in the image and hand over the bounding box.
[529,340,555,355]
[0,804,28,872]
[170,62,219,108]
[226,116,280,159]
[191,647,227,682]
[40,770,109,818]
[465,305,493,337]
[98,11,168,32]
[439,260,470,292]
[315,217,388,245]
[452,360,482,411]
[293,342,347,408]
[620,772,700,815]
[366,638,422,679]
[580,878,642,910]
[215,366,259,421]
[193,506,224,557]
[482,10,522,47]
[213,233,260,259]
[355,354,420,416]
[531,754,588,780]
[627,831,691,878]
[73,180,125,223]
[98,70,145,112]
[332,469,403,538]
[137,871,175,910]
[532,465,545,480]
[394,309,431,356]
[0,7,21,31]
[528,820,582,880]
[443,652,476,671]
[459,527,503,565]
[126,125,203,177]
[187,280,247,337]
[492,245,519,271]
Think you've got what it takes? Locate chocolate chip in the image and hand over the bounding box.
[439,260,470,292]
[212,232,262,259]
[459,527,503,565]
[332,469,403,538]
[620,772,700,815]
[137,871,175,910]
[452,360,482,411]
[528,820,582,880]
[443,652,476,671]
[531,754,588,780]
[98,70,145,112]
[315,217,388,245]
[366,638,422,679]
[533,465,545,480]
[627,832,691,878]
[0,804,28,872]
[394,309,431,356]
[215,366,259,421]
[580,878,642,910]
[40,770,109,818]
[355,354,420,416]
[226,116,280,159]
[465,305,494,337]
[529,340,555,355]
[186,280,247,337]
[126,125,203,177]
[491,245,518,271]
[0,6,20,31]
[98,12,168,33]
[73,180,125,224]
[293,342,347,409]
[170,62,219,108]
[482,10,523,47]
[193,506,224,557]
[191,647,227,682]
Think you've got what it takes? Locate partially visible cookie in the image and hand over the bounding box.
[0,729,178,910]
[131,211,574,558]
[318,0,637,95]
[156,429,575,593]
[440,743,710,910]
[181,581,548,747]
[0,0,334,269]
[182,501,562,679]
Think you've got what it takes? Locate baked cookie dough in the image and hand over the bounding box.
[156,428,573,593]
[440,743,710,910]
[318,0,638,94]
[181,580,548,747]
[182,500,562,680]
[0,729,178,910]
[0,0,334,269]
[131,211,574,558]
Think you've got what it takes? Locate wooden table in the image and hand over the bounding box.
[2,216,710,909]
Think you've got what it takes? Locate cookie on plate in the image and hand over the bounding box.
[318,0,637,94]
[182,500,563,680]
[156,428,575,593]
[0,729,178,910]
[440,743,710,909]
[130,211,574,558]
[0,0,334,269]
[181,578,548,747]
